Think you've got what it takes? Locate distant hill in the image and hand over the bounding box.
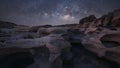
[0,21,17,29]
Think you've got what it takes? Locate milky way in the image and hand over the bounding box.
[0,0,120,26]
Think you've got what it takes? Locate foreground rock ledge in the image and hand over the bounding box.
[0,34,71,68]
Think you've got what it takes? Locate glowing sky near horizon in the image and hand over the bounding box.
[0,0,120,26]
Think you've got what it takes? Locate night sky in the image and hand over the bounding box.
[0,0,120,26]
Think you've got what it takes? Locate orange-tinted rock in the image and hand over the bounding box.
[111,9,120,27]
[79,15,96,27]
[79,9,120,28]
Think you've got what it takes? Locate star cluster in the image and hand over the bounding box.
[0,0,120,26]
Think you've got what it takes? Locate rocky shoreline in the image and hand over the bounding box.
[0,9,120,68]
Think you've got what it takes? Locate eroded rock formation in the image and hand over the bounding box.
[0,9,120,68]
[81,28,120,63]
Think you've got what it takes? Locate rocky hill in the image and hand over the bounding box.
[79,9,120,28]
